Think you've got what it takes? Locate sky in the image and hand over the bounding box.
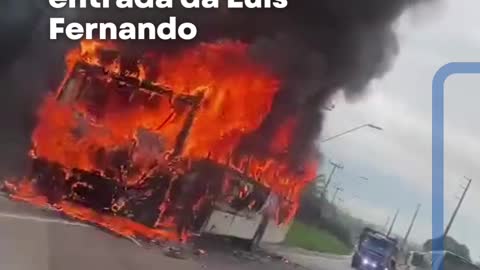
[319,0,480,260]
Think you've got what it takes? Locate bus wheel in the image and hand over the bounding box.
[391,260,397,270]
[248,230,263,251]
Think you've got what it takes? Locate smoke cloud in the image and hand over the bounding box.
[0,0,431,175]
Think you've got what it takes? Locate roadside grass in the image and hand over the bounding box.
[285,221,352,255]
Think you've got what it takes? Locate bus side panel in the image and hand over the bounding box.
[202,210,235,236]
[202,210,263,240]
[229,214,263,239]
[260,220,291,243]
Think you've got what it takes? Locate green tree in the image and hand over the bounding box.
[296,175,353,248]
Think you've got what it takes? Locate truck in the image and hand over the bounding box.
[351,228,399,270]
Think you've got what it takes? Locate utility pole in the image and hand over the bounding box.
[402,204,421,250]
[444,177,472,237]
[387,209,400,237]
[331,186,344,204]
[321,161,343,198]
[383,216,391,232]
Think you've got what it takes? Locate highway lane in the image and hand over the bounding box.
[0,198,350,270]
[284,253,350,270]
[264,244,352,270]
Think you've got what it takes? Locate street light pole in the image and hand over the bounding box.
[402,204,421,250]
[383,216,391,232]
[387,209,400,237]
[321,124,383,143]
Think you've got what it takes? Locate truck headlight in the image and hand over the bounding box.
[362,258,369,265]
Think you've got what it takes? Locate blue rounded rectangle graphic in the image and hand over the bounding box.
[432,62,480,270]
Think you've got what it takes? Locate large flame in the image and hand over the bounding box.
[7,40,317,242]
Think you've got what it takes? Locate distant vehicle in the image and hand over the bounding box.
[351,228,399,270]
[405,250,480,270]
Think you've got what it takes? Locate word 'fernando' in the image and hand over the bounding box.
[50,17,197,40]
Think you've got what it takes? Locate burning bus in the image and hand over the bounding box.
[4,40,316,245]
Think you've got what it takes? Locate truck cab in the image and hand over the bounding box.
[351,228,398,270]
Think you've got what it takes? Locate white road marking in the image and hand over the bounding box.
[0,212,89,227]
[0,211,147,247]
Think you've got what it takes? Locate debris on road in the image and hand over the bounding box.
[149,239,166,248]
[194,249,207,256]
[126,235,143,247]
[164,246,187,260]
[233,250,257,261]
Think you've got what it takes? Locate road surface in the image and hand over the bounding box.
[0,197,352,270]
[263,245,351,270]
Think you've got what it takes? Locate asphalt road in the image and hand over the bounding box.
[0,198,352,270]
[264,245,351,270]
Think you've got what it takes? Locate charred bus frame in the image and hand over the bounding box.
[27,56,291,245]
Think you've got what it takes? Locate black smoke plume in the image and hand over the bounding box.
[0,0,430,175]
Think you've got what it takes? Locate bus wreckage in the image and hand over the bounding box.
[4,41,316,246]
